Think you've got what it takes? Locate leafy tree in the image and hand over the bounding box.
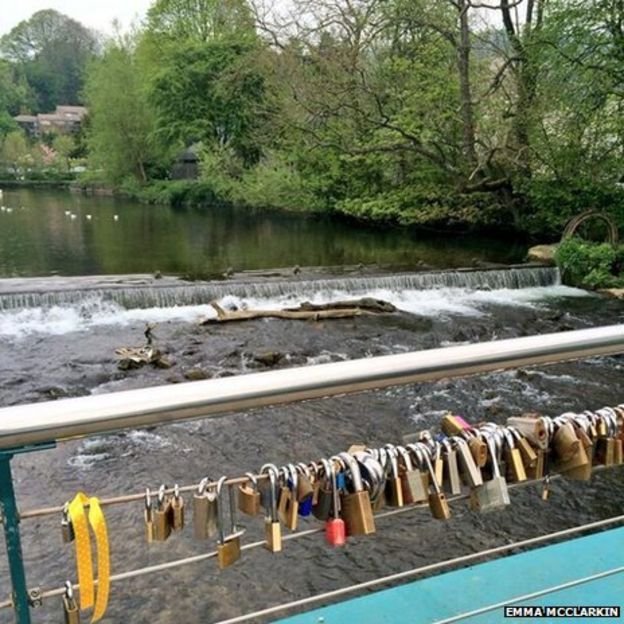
[0,10,99,111]
[149,39,267,165]
[0,130,30,173]
[85,34,159,183]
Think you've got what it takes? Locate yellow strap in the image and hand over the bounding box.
[68,492,110,622]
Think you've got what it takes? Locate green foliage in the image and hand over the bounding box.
[122,179,220,207]
[149,39,267,165]
[519,180,624,238]
[336,187,506,230]
[0,9,97,111]
[555,238,624,288]
[85,35,161,184]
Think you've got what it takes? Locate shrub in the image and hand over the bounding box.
[555,238,624,288]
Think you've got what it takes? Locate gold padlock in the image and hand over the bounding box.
[171,484,185,530]
[62,581,80,624]
[339,453,375,536]
[216,477,243,570]
[262,466,282,553]
[238,472,261,516]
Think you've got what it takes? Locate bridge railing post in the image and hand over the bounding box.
[0,452,32,624]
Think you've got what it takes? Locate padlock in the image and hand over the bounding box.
[216,477,243,570]
[144,488,154,544]
[171,484,185,530]
[62,581,80,624]
[453,437,483,487]
[339,452,375,536]
[355,451,385,513]
[467,434,488,468]
[503,429,527,483]
[365,449,386,512]
[61,502,75,544]
[553,420,581,463]
[312,459,334,521]
[559,416,592,480]
[277,465,299,531]
[441,439,462,495]
[509,426,537,469]
[325,462,346,547]
[421,448,450,520]
[153,484,173,542]
[262,466,282,553]
[441,414,467,437]
[193,477,218,540]
[470,434,510,512]
[296,463,315,516]
[238,472,261,516]
[541,475,551,501]
[507,414,549,450]
[384,445,404,507]
[397,446,428,504]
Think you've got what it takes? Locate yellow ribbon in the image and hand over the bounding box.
[68,492,110,622]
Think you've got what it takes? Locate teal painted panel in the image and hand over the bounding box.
[275,527,624,624]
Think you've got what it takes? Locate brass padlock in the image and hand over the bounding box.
[421,449,450,520]
[339,453,376,536]
[559,417,592,480]
[509,427,537,469]
[507,414,549,450]
[144,488,154,544]
[193,478,218,540]
[171,484,185,531]
[553,421,581,463]
[453,437,483,487]
[441,439,462,495]
[470,435,510,513]
[278,465,299,531]
[397,446,428,504]
[503,429,527,483]
[216,477,243,570]
[467,435,488,468]
[238,472,261,516]
[384,445,404,507]
[62,581,80,624]
[61,502,75,544]
[153,484,173,542]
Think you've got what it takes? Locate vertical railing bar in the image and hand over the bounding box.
[0,454,32,624]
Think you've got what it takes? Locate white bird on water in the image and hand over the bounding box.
[0,206,5,212]
[6,207,13,213]
[64,210,71,216]
[86,214,92,220]
[70,213,77,220]
[113,214,119,221]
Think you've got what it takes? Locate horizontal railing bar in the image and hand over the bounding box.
[0,325,622,449]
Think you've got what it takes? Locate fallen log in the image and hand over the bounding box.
[200,299,395,324]
[285,297,396,313]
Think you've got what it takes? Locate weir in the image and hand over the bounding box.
[0,265,560,310]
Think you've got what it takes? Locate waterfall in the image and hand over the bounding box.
[0,266,560,311]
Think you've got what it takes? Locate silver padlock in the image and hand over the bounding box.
[470,433,510,512]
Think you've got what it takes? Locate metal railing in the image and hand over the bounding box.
[0,324,623,623]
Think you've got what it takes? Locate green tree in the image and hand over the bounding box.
[85,34,159,183]
[0,10,98,111]
[149,39,267,165]
[0,130,30,173]
[52,134,75,172]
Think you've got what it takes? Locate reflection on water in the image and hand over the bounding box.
[0,188,526,277]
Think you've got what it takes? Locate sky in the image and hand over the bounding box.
[0,1,154,37]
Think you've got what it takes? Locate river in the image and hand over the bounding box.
[0,188,526,277]
[0,189,622,623]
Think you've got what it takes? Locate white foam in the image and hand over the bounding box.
[0,285,592,339]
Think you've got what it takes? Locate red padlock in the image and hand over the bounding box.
[325,463,346,547]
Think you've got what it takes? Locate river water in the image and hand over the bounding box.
[0,190,623,623]
[0,188,526,277]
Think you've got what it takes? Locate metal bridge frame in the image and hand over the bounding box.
[0,324,623,623]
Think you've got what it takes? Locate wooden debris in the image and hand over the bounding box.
[200,298,396,325]
[115,346,173,370]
